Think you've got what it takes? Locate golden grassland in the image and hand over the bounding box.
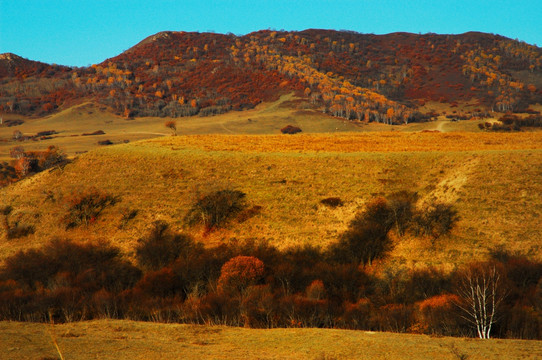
[0,93,512,160]
[0,94,361,159]
[1,103,542,359]
[1,319,541,360]
[0,131,541,272]
[155,131,542,153]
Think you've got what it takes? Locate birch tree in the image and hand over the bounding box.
[455,264,506,339]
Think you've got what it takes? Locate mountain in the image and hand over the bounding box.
[1,30,541,122]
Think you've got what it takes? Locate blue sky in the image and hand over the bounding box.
[1,0,540,67]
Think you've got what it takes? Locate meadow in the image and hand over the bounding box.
[1,98,542,355]
[0,94,514,160]
[1,320,541,360]
[1,130,540,270]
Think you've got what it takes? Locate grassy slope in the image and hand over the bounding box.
[0,132,541,271]
[1,320,541,360]
[0,93,511,160]
[0,94,362,159]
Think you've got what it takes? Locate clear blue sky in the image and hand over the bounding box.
[1,0,540,67]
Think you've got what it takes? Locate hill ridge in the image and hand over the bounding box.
[1,29,541,121]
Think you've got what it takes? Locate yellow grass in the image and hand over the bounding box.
[0,132,541,271]
[0,94,362,159]
[1,320,541,360]
[0,94,521,160]
[154,132,542,153]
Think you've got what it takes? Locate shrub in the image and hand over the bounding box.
[9,145,67,177]
[387,191,418,236]
[306,280,326,300]
[62,188,118,228]
[135,221,196,271]
[329,197,394,265]
[1,238,140,292]
[416,294,461,335]
[1,205,35,239]
[280,125,302,134]
[81,130,105,136]
[2,248,55,290]
[412,202,459,240]
[133,267,184,298]
[239,284,278,328]
[185,189,246,231]
[164,120,177,135]
[6,222,35,239]
[341,298,373,329]
[374,303,415,332]
[402,267,451,303]
[217,256,265,294]
[0,162,18,186]
[320,197,344,208]
[118,208,138,229]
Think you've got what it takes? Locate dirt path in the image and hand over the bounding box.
[220,122,234,133]
[423,156,480,204]
[435,120,448,132]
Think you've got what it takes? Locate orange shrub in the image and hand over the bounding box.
[217,256,264,294]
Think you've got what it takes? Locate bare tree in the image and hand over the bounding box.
[164,120,177,136]
[455,264,506,339]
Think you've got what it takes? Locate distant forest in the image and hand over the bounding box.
[1,30,541,123]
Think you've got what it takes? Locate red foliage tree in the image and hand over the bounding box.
[217,256,265,294]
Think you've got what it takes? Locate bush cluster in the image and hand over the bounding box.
[330,193,458,265]
[9,145,67,178]
[0,230,540,339]
[479,114,542,131]
[0,187,538,339]
[280,125,302,134]
[1,205,35,240]
[62,188,118,228]
[185,189,246,231]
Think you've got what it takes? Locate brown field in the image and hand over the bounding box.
[2,320,541,360]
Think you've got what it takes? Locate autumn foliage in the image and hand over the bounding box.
[0,221,540,339]
[217,256,265,294]
[2,30,541,122]
[62,188,118,228]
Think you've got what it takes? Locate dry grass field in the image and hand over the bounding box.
[0,131,540,271]
[0,94,510,160]
[2,319,541,360]
[0,94,363,159]
[1,99,542,358]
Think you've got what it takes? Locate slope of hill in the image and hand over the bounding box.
[1,132,540,269]
[2,319,541,360]
[1,30,541,123]
[0,93,364,159]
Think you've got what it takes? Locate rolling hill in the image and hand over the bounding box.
[1,30,542,346]
[1,30,542,123]
[1,131,540,268]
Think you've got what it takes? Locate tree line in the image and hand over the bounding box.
[0,188,540,340]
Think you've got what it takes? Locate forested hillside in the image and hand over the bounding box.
[1,30,542,122]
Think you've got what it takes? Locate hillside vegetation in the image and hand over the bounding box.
[1,30,542,123]
[0,131,541,340]
[1,132,540,266]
